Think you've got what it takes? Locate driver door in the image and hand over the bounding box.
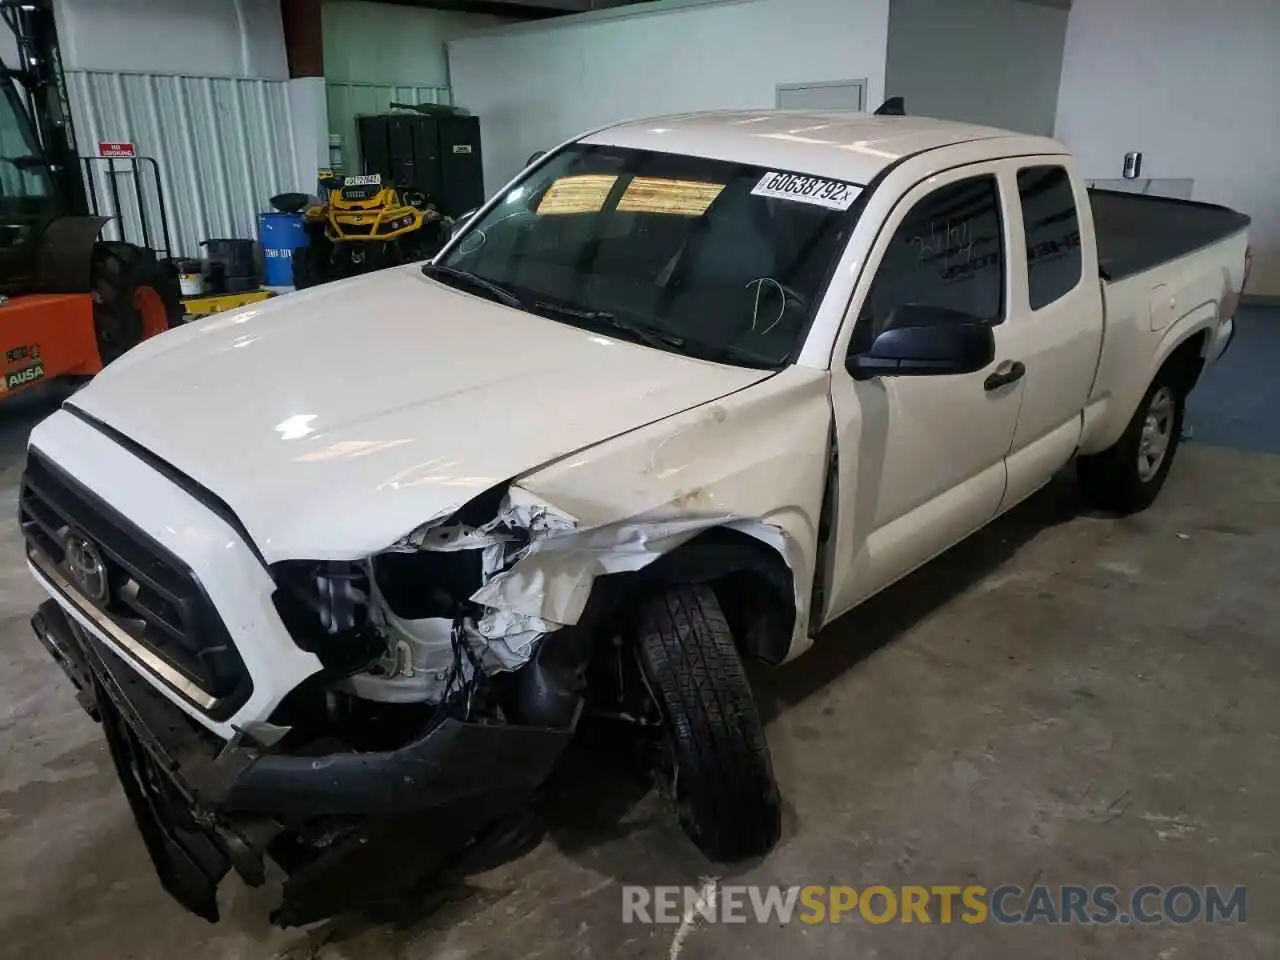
[822,166,1025,622]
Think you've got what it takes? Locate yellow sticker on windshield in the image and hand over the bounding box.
[617,178,725,216]
[537,175,618,215]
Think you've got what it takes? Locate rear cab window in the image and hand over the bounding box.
[1016,165,1083,309]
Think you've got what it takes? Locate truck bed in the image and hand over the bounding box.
[1089,189,1251,282]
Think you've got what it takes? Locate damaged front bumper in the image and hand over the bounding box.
[32,600,572,926]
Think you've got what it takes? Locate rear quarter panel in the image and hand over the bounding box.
[1080,230,1249,455]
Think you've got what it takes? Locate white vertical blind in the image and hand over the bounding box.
[65,70,299,259]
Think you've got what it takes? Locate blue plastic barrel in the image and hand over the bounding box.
[258,212,308,286]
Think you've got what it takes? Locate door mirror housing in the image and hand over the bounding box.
[847,306,995,379]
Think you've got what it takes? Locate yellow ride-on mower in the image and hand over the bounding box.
[286,174,448,289]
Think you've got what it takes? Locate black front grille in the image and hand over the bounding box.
[339,186,378,202]
[21,450,252,718]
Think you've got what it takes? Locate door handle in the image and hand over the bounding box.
[984,360,1026,391]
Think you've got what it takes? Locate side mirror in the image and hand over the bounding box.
[847,306,994,379]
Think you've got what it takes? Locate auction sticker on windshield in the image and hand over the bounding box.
[751,172,861,211]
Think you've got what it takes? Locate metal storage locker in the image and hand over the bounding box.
[356,113,483,218]
[436,116,484,218]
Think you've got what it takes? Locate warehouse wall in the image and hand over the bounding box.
[53,0,288,78]
[448,0,891,195]
[1055,0,1280,296]
[886,0,1068,136]
[289,78,332,193]
[323,1,509,88]
[322,1,508,175]
[66,72,302,259]
[51,1,315,256]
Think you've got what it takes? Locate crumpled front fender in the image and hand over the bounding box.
[479,366,834,662]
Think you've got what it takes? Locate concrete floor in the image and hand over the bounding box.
[2,375,1279,959]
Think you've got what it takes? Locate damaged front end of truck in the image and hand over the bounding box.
[30,469,807,926]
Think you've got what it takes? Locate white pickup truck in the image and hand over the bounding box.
[22,111,1249,924]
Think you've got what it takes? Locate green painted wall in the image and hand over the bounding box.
[323,0,508,85]
[322,0,508,172]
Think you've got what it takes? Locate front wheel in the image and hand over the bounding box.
[633,584,781,862]
[1078,366,1186,514]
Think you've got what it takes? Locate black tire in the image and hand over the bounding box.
[91,242,182,363]
[633,584,781,862]
[291,240,328,289]
[1078,363,1186,514]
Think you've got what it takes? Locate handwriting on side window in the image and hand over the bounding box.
[911,219,976,269]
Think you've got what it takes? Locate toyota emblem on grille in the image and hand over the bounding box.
[64,532,108,602]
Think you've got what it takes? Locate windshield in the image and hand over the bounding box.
[0,78,58,291]
[0,80,53,202]
[437,144,861,367]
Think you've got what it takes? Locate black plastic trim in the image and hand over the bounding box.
[21,449,253,720]
[222,719,571,816]
[40,596,571,818]
[32,600,573,925]
[1089,188,1252,283]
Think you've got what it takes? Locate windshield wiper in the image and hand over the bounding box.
[421,262,526,310]
[675,339,784,370]
[532,301,686,352]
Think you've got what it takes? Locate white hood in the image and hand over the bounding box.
[71,266,769,561]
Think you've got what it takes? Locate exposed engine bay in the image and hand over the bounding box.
[271,486,577,718]
[272,483,802,720]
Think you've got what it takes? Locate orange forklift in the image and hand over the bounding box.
[0,0,179,400]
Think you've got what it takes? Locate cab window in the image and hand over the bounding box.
[1017,165,1083,309]
[852,175,1005,354]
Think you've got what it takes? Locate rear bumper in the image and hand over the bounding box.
[33,600,571,925]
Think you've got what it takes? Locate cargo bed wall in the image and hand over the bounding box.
[1084,219,1248,457]
[1090,189,1251,283]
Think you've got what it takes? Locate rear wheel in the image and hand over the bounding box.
[91,242,181,363]
[1078,364,1186,513]
[633,584,781,862]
